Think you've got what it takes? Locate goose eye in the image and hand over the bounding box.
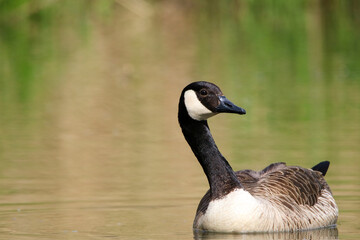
[200,89,208,96]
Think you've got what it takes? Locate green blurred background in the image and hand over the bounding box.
[0,0,359,239]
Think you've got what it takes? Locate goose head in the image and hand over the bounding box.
[179,81,246,122]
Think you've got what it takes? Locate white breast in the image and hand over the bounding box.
[195,188,338,233]
[197,189,267,232]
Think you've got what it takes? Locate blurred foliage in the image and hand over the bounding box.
[0,0,115,107]
[0,0,359,110]
[191,0,360,81]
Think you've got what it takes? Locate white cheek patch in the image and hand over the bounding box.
[184,90,216,121]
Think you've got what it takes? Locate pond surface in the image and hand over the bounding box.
[0,1,359,239]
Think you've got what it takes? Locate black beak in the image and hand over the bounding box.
[215,96,246,115]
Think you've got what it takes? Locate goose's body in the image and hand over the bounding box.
[178,81,338,233]
[194,163,337,232]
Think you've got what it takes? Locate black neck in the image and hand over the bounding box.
[178,103,242,199]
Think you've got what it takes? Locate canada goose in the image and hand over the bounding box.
[178,81,338,233]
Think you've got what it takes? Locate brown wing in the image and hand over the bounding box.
[238,163,331,208]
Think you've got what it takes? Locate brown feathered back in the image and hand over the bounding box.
[237,163,331,208]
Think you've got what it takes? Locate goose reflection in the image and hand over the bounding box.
[194,226,338,240]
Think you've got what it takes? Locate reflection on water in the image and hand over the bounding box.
[0,0,359,239]
[194,227,338,240]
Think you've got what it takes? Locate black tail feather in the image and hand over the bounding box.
[312,161,330,176]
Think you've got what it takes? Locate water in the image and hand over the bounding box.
[0,0,359,239]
